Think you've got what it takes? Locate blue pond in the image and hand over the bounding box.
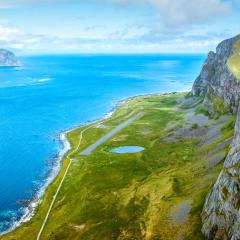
[110,146,145,154]
[0,54,205,232]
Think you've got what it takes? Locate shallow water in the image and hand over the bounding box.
[0,54,205,232]
[110,146,145,154]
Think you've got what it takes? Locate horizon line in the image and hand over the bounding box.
[18,52,207,57]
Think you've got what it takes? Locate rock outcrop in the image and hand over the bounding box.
[192,34,240,240]
[192,34,240,114]
[0,49,20,66]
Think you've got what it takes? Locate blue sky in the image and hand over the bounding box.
[0,0,239,54]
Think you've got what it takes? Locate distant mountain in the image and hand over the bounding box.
[0,49,20,66]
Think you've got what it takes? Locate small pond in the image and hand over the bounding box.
[109,146,145,154]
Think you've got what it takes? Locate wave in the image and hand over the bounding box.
[0,77,52,89]
[36,77,52,83]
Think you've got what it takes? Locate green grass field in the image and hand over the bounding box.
[1,93,234,240]
[228,38,240,79]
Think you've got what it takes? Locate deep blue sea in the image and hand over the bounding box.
[0,54,205,232]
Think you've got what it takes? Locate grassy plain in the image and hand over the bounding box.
[1,93,234,240]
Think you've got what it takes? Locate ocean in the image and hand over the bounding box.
[0,54,205,232]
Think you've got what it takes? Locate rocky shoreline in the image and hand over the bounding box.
[0,133,70,236]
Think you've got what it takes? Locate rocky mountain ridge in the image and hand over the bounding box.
[192,34,240,240]
[0,49,20,66]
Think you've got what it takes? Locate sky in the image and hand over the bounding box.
[0,0,239,54]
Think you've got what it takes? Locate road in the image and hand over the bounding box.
[36,112,143,240]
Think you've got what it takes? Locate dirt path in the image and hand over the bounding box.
[36,122,95,240]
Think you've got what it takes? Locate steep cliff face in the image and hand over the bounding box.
[192,35,240,240]
[192,34,240,114]
[0,49,20,66]
[202,112,240,240]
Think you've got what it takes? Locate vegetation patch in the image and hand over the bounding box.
[221,116,236,133]
[227,38,240,80]
[185,92,193,99]
[197,91,231,119]
[195,105,211,118]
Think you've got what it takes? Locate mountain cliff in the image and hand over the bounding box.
[0,49,20,66]
[192,34,240,240]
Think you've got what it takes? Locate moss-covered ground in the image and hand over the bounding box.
[1,93,234,240]
[228,38,240,79]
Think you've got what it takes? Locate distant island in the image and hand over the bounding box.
[0,49,20,67]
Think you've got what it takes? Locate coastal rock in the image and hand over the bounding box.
[0,49,20,66]
[192,34,240,239]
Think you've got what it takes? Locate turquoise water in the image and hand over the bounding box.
[110,146,145,154]
[0,54,205,232]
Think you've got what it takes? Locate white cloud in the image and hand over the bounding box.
[10,43,24,49]
[0,0,233,25]
[0,21,228,54]
[0,23,43,52]
[0,0,236,53]
[155,0,230,27]
[108,25,149,41]
[0,24,22,41]
[24,37,39,43]
[109,0,231,28]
